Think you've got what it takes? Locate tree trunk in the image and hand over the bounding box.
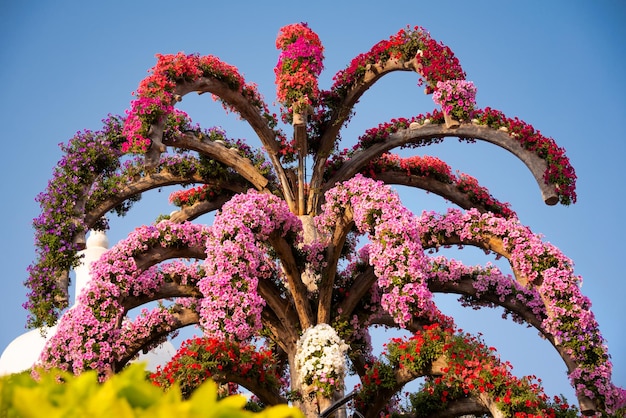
[289,350,346,418]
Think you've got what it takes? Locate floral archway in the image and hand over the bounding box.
[27,23,624,417]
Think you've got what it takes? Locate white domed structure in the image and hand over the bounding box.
[0,230,176,375]
[0,326,57,375]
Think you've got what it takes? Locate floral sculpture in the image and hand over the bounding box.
[26,23,624,417]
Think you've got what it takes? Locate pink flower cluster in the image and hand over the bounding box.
[38,221,209,375]
[432,79,477,120]
[427,256,547,323]
[275,23,325,116]
[200,190,302,341]
[319,175,440,325]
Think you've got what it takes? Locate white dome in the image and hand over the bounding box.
[86,230,109,249]
[0,326,57,375]
[137,341,177,371]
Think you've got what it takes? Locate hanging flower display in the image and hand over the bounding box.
[294,323,349,397]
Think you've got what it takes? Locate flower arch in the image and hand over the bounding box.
[29,23,623,417]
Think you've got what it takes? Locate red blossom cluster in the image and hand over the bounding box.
[169,184,222,207]
[150,337,283,398]
[331,26,465,98]
[414,35,466,93]
[330,33,404,95]
[357,324,578,417]
[365,153,515,217]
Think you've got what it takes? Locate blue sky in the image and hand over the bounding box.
[1,0,624,406]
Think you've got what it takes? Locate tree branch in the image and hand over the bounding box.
[269,234,314,330]
[324,123,557,207]
[114,305,198,370]
[370,170,510,216]
[168,132,269,190]
[318,206,354,324]
[309,58,421,213]
[175,78,296,211]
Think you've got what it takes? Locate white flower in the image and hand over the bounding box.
[294,323,349,394]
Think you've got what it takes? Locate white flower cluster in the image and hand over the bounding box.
[294,323,349,394]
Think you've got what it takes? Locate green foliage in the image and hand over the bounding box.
[0,363,303,418]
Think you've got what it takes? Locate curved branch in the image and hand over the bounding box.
[174,78,296,210]
[133,246,207,272]
[84,171,244,227]
[309,58,421,213]
[257,277,301,350]
[370,312,435,332]
[362,355,447,418]
[168,194,235,223]
[318,206,354,324]
[369,170,512,216]
[115,305,199,370]
[122,282,202,311]
[261,306,297,354]
[429,276,546,330]
[269,234,314,330]
[426,398,489,418]
[165,131,269,190]
[338,264,376,318]
[202,371,287,406]
[321,58,420,157]
[325,123,558,206]
[344,264,545,341]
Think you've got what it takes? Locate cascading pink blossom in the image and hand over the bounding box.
[200,190,302,341]
[319,174,440,325]
[38,221,209,375]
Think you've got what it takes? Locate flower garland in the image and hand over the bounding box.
[294,323,349,397]
[361,324,581,417]
[328,108,576,205]
[426,255,547,325]
[27,116,124,329]
[122,52,278,154]
[38,221,209,375]
[330,26,465,99]
[275,23,324,119]
[27,114,205,329]
[199,190,301,341]
[360,152,516,218]
[416,208,624,413]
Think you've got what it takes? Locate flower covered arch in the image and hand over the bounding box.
[28,23,624,417]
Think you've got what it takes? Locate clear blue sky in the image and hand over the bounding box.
[1,0,624,406]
